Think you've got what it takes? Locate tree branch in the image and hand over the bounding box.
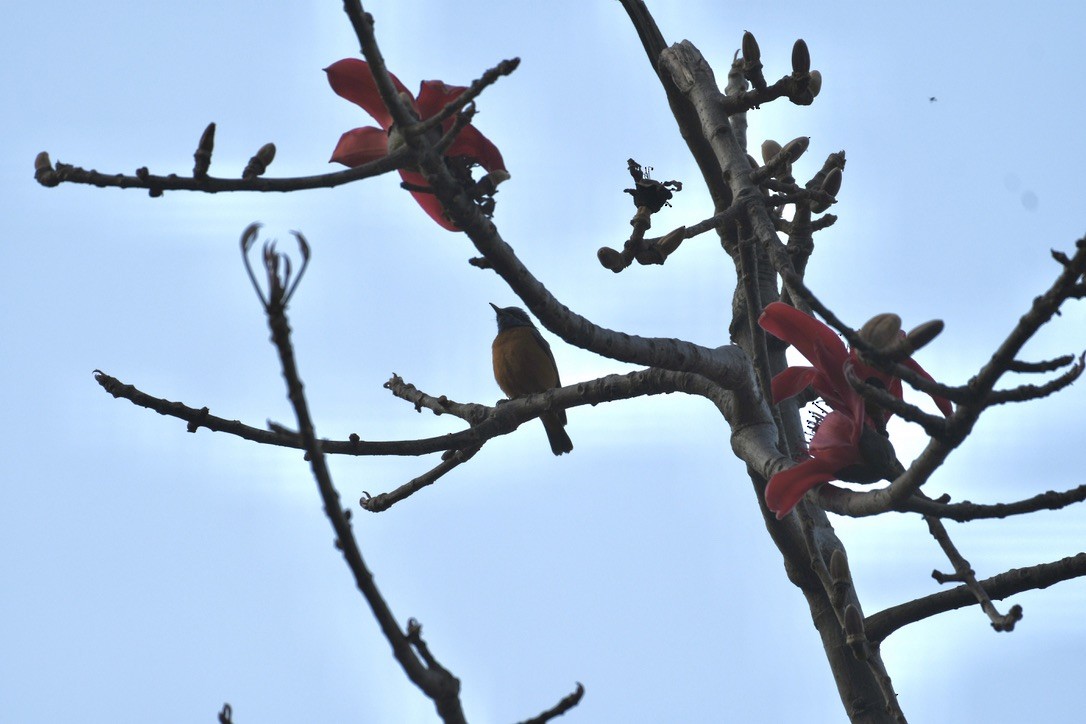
[33,147,410,195]
[244,227,467,723]
[900,484,1086,521]
[865,553,1086,644]
[922,511,1023,631]
[516,683,585,724]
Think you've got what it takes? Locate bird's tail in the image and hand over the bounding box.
[542,413,573,456]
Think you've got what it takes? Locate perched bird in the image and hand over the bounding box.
[490,303,573,455]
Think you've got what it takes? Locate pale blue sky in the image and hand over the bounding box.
[4,1,1085,722]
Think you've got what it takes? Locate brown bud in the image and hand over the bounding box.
[906,319,944,352]
[829,548,850,586]
[34,151,58,186]
[656,227,687,256]
[812,166,842,213]
[843,604,868,659]
[742,31,761,64]
[760,139,782,165]
[859,313,902,350]
[243,142,276,180]
[193,122,216,179]
[792,39,811,76]
[844,604,864,637]
[597,246,627,273]
[779,136,810,164]
[821,166,842,198]
[34,151,52,174]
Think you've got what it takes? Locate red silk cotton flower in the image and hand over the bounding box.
[758,302,952,519]
[325,58,507,231]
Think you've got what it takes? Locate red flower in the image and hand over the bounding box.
[325,58,507,231]
[758,302,952,518]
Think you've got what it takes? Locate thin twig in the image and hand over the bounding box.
[901,484,1086,521]
[1006,355,1076,373]
[922,511,1022,631]
[360,444,483,512]
[516,683,586,724]
[34,147,410,195]
[983,354,1085,405]
[408,58,521,138]
[865,553,1086,643]
[250,223,467,721]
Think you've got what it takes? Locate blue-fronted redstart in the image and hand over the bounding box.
[490,303,573,455]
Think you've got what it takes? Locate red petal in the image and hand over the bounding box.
[771,366,820,403]
[767,411,865,518]
[765,457,840,519]
[398,169,460,231]
[329,127,389,167]
[760,303,850,398]
[445,123,507,172]
[415,79,468,118]
[325,58,413,131]
[809,410,863,453]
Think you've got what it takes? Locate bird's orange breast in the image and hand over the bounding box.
[492,327,561,399]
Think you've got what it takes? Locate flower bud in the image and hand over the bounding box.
[792,39,811,76]
[779,136,810,164]
[243,142,276,180]
[844,604,868,659]
[859,313,902,350]
[829,548,850,586]
[761,139,782,165]
[906,319,944,352]
[656,227,686,256]
[34,151,58,186]
[193,122,216,179]
[812,166,842,213]
[597,246,626,273]
[821,166,842,198]
[808,70,823,98]
[742,31,761,64]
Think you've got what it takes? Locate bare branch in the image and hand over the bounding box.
[249,229,467,723]
[901,484,1086,521]
[516,683,586,724]
[969,236,1086,399]
[1006,354,1077,373]
[33,146,410,195]
[93,369,488,456]
[865,553,1086,644]
[983,353,1085,405]
[616,0,667,68]
[923,511,1022,631]
[360,444,483,512]
[719,72,822,114]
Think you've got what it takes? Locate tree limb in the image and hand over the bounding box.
[865,553,1086,644]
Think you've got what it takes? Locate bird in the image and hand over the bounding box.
[489,302,573,455]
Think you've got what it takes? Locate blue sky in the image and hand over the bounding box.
[4,1,1085,721]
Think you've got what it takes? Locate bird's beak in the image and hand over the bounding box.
[489,302,501,313]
